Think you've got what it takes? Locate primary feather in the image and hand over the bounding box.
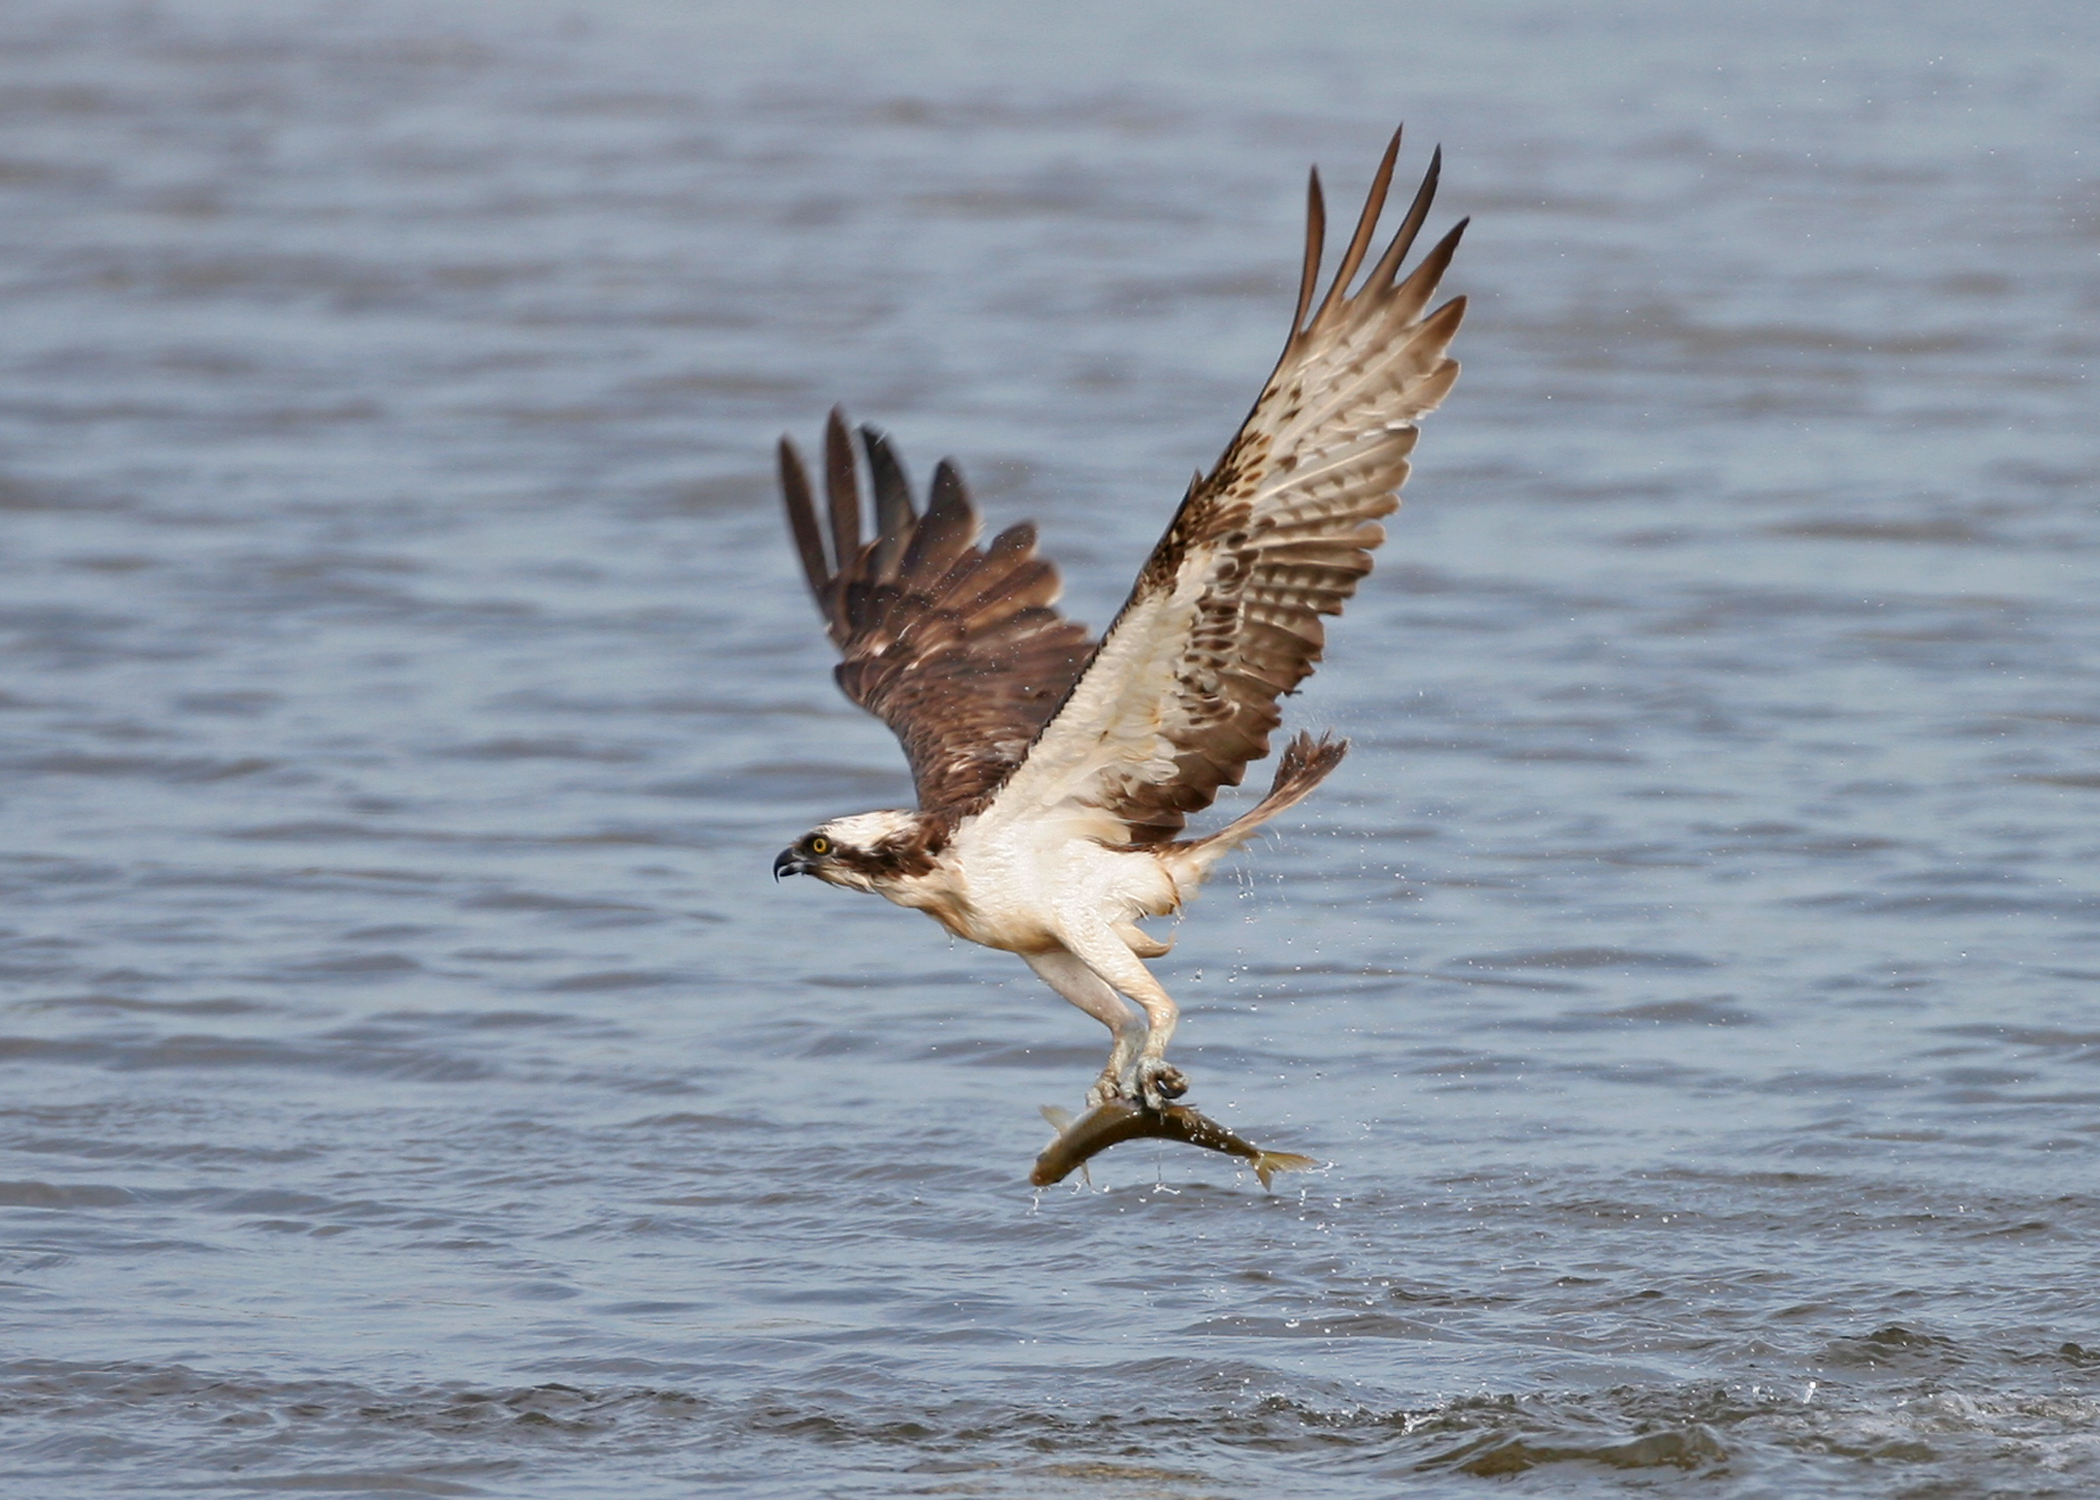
[778,412,1094,814]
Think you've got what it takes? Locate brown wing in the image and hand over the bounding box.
[985,129,1465,844]
[778,409,1094,813]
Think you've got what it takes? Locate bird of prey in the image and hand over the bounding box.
[772,129,1465,1111]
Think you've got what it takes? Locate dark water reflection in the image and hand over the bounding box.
[3,1,2098,1495]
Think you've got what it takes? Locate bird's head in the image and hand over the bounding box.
[773,809,930,893]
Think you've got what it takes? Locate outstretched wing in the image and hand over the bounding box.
[984,129,1466,844]
[779,410,1093,813]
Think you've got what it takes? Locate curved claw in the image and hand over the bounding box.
[1138,1062,1189,1112]
[1085,1066,1129,1111]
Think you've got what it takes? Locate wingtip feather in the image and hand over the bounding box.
[778,435,831,597]
[1292,167,1326,340]
[1311,124,1402,329]
[861,423,916,579]
[823,407,863,571]
[1361,142,1447,295]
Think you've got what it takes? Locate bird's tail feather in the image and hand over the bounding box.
[1172,732,1349,880]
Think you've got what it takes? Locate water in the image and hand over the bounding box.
[2,1,2096,1493]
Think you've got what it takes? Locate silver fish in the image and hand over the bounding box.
[1032,1100,1319,1190]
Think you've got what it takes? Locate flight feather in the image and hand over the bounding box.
[983,129,1467,842]
[778,411,1094,813]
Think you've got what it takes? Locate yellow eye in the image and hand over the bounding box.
[808,836,830,856]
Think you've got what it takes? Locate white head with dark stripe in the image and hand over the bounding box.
[773,809,935,893]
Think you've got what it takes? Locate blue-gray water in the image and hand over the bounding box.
[3,1,2097,1494]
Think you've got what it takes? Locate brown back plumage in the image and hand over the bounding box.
[987,128,1466,843]
[778,410,1093,814]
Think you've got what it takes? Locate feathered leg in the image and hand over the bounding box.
[1058,922,1188,1110]
[1024,948,1148,1107]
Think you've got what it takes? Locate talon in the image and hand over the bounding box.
[1138,1062,1188,1111]
[1087,1067,1133,1110]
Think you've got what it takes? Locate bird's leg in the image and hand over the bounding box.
[1090,1066,1140,1110]
[1059,923,1188,1110]
[1023,949,1147,1108]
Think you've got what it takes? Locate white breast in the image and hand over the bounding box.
[910,810,1178,954]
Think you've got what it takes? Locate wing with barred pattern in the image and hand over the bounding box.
[984,129,1465,843]
[778,410,1094,814]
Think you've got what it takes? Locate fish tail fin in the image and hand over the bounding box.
[1252,1151,1321,1190]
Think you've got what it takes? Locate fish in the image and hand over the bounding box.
[1031,1099,1320,1190]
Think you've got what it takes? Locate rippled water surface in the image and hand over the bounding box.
[3,1,2098,1494]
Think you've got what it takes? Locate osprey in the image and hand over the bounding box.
[773,130,1465,1111]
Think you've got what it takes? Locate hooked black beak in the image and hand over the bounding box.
[773,848,807,882]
